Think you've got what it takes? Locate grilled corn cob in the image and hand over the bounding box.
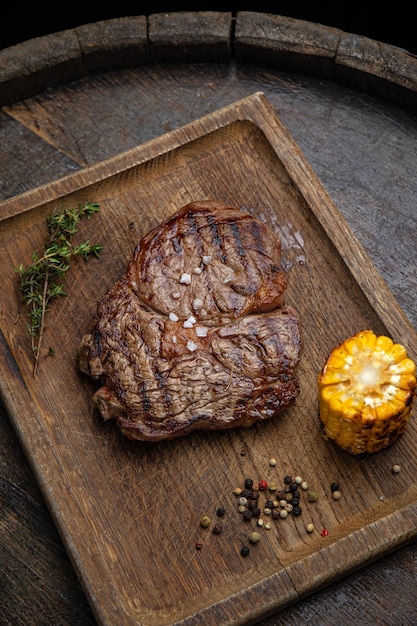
[318,330,416,454]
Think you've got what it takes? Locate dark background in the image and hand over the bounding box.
[1,3,414,54]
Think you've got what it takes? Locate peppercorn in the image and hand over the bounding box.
[276,490,286,500]
[307,490,318,502]
[216,506,226,517]
[268,482,278,492]
[305,523,314,533]
[332,490,342,501]
[330,481,340,492]
[241,489,253,499]
[265,500,274,509]
[283,475,292,484]
[289,481,298,492]
[241,546,250,557]
[213,523,223,534]
[195,541,203,549]
[252,507,261,518]
[249,531,261,543]
[200,515,211,528]
[244,478,254,490]
[292,505,302,516]
[258,480,268,491]
[242,509,253,522]
[272,509,280,519]
[321,528,329,537]
[392,464,401,474]
[269,458,277,467]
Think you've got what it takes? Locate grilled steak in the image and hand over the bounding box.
[78,200,302,441]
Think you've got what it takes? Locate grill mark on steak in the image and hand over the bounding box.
[78,200,301,441]
[172,236,182,254]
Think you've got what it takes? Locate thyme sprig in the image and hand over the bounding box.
[16,201,103,376]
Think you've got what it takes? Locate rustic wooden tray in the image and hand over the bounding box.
[0,92,416,626]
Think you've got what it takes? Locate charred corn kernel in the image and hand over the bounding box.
[318,330,416,454]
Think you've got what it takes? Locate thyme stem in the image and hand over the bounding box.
[16,201,103,377]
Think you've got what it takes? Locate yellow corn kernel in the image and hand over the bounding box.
[318,330,416,454]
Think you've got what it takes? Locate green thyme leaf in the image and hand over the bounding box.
[16,201,103,376]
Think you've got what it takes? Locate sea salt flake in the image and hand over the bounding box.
[183,315,196,328]
[179,273,191,284]
[192,298,203,310]
[187,340,198,352]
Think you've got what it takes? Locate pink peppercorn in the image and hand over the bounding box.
[321,528,329,537]
[258,480,268,491]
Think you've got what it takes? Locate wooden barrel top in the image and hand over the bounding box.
[0,12,416,626]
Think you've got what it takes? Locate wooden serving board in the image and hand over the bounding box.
[0,92,416,626]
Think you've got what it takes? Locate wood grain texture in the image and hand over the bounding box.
[0,93,416,625]
[148,11,232,63]
[1,12,417,108]
[76,16,150,72]
[234,11,342,78]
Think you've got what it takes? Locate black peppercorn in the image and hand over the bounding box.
[252,507,261,518]
[330,482,340,492]
[241,489,253,499]
[213,523,223,534]
[292,505,302,516]
[265,500,274,509]
[244,478,254,490]
[284,475,292,484]
[242,509,253,522]
[241,546,250,557]
[216,506,226,517]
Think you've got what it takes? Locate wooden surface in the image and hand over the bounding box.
[1,13,417,626]
[1,92,416,626]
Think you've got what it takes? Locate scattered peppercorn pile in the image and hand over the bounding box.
[197,467,341,557]
[197,460,403,557]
